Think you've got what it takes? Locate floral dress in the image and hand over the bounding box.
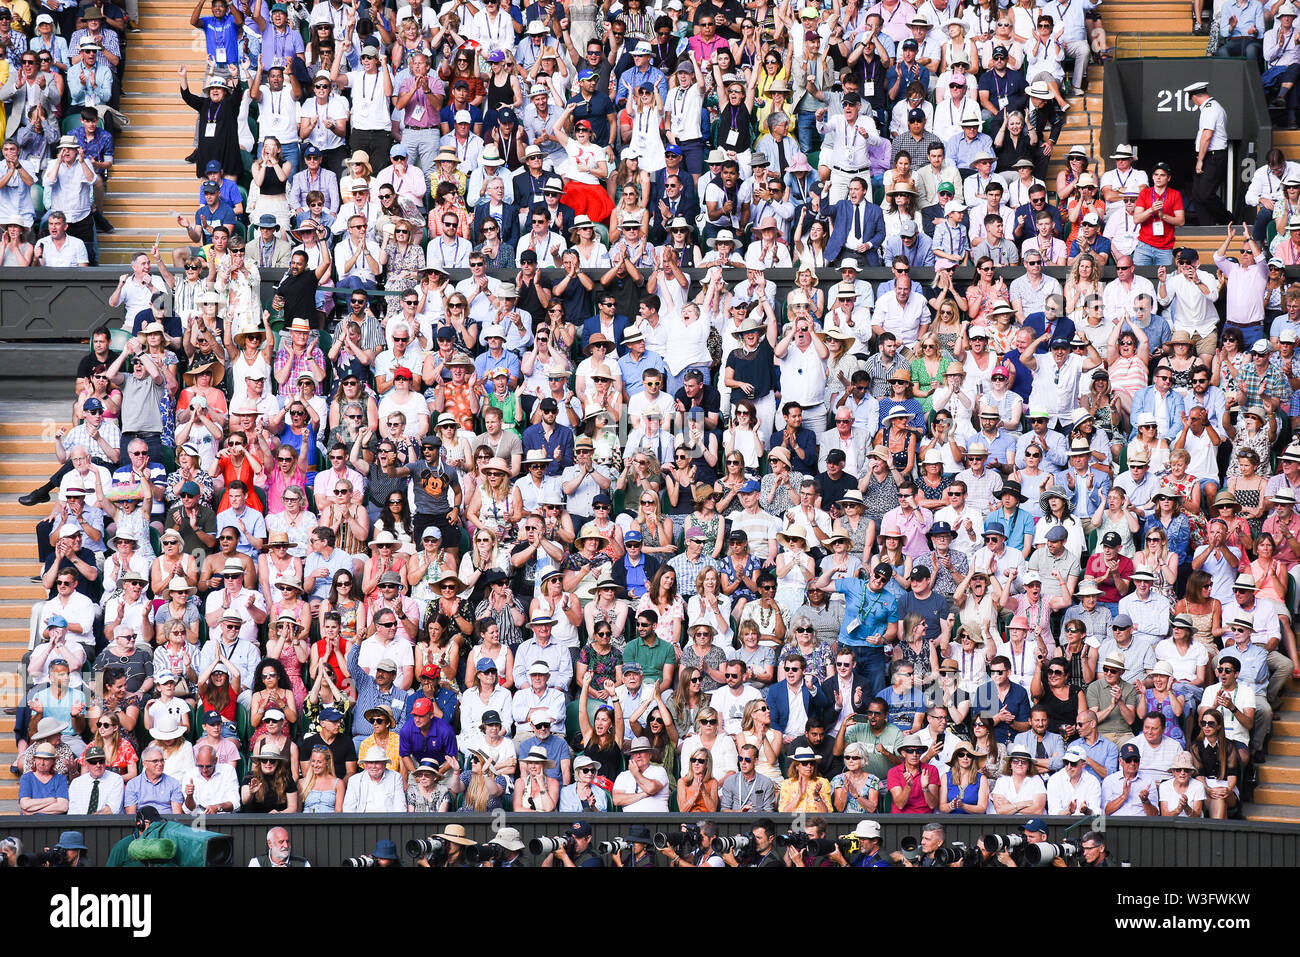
[383,241,425,318]
[476,242,516,269]
[1160,473,1208,551]
[148,349,180,448]
[831,771,884,812]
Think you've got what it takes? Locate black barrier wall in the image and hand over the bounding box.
[3,814,1298,867]
[0,265,1192,343]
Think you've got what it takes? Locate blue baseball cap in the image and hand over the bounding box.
[477,657,498,671]
[204,159,223,174]
[624,530,643,543]
[82,397,104,413]
[571,821,593,838]
[982,522,1006,538]
[665,144,683,156]
[303,145,323,158]
[740,479,761,494]
[47,614,68,629]
[577,68,597,81]
[389,143,408,158]
[1023,818,1048,834]
[320,707,344,722]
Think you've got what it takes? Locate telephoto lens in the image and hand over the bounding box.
[711,834,752,854]
[343,855,377,867]
[528,835,571,856]
[406,837,448,858]
[981,833,1025,853]
[1023,840,1081,867]
[598,837,631,855]
[654,830,697,850]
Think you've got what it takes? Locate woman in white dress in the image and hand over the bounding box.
[990,746,1047,814]
[626,85,666,175]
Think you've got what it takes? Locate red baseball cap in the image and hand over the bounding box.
[420,663,442,681]
[411,698,433,716]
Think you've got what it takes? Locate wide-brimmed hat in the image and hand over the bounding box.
[183,359,225,386]
[997,481,1027,502]
[520,746,556,768]
[33,716,68,740]
[778,525,809,547]
[1040,485,1072,515]
[151,713,186,741]
[436,823,477,846]
[369,529,401,549]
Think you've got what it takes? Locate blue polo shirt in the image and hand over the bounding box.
[968,679,1031,744]
[834,578,899,648]
[124,771,184,813]
[398,715,459,765]
[1076,735,1119,783]
[198,13,240,62]
[990,506,1036,552]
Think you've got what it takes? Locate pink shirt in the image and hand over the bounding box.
[887,761,938,813]
[882,505,934,559]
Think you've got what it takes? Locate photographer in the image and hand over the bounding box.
[480,828,529,868]
[783,816,841,867]
[543,821,603,867]
[1079,830,1115,867]
[846,820,891,867]
[659,821,725,868]
[722,818,784,868]
[894,822,948,867]
[413,825,477,867]
[370,840,402,867]
[611,824,657,868]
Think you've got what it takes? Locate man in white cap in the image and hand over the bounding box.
[1094,140,1143,207]
[1046,743,1102,815]
[1187,81,1231,226]
[42,136,99,263]
[342,745,406,812]
[512,614,572,690]
[510,665,567,738]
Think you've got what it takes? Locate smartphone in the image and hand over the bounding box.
[852,712,872,724]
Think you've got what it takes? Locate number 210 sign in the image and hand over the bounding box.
[1154,86,1204,114]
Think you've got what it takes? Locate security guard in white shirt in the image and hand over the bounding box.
[1188,81,1231,226]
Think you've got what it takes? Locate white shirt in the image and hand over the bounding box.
[1045,766,1102,815]
[1102,274,1158,323]
[1027,353,1085,423]
[709,684,763,735]
[346,68,392,130]
[254,85,299,142]
[181,762,242,812]
[342,768,407,812]
[777,340,828,408]
[990,772,1047,811]
[871,291,930,348]
[1124,732,1186,783]
[1197,97,1229,151]
[612,763,671,811]
[1157,269,1219,336]
[67,768,125,814]
[1245,161,1300,207]
[358,633,415,677]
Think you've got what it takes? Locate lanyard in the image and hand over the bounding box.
[360,70,378,104]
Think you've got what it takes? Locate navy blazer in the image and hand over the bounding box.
[649,192,701,245]
[581,313,631,350]
[471,201,521,245]
[818,674,872,721]
[825,198,886,265]
[765,680,828,735]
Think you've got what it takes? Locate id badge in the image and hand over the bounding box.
[1153,220,1165,236]
[725,128,739,147]
[410,103,425,123]
[845,616,861,635]
[862,81,875,97]
[205,122,217,137]
[998,95,1009,110]
[216,46,228,64]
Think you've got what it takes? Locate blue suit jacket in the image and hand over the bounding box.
[581,314,631,351]
[471,201,521,245]
[1128,386,1186,440]
[825,198,886,265]
[765,680,828,735]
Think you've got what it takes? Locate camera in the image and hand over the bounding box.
[529,834,574,856]
[466,843,507,864]
[653,825,701,851]
[343,855,378,867]
[899,836,920,863]
[28,847,70,867]
[406,837,448,864]
[777,832,836,856]
[598,837,631,855]
[710,834,752,855]
[981,833,1025,853]
[1023,840,1081,867]
[932,842,980,867]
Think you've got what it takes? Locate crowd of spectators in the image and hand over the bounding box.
[7,0,1300,834]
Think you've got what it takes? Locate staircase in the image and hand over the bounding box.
[1105,0,1206,58]
[0,411,65,813]
[99,1,211,265]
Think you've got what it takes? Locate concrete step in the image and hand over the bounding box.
[1259,763,1300,785]
[1251,782,1300,806]
[1268,735,1300,756]
[1116,35,1206,58]
[104,193,208,212]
